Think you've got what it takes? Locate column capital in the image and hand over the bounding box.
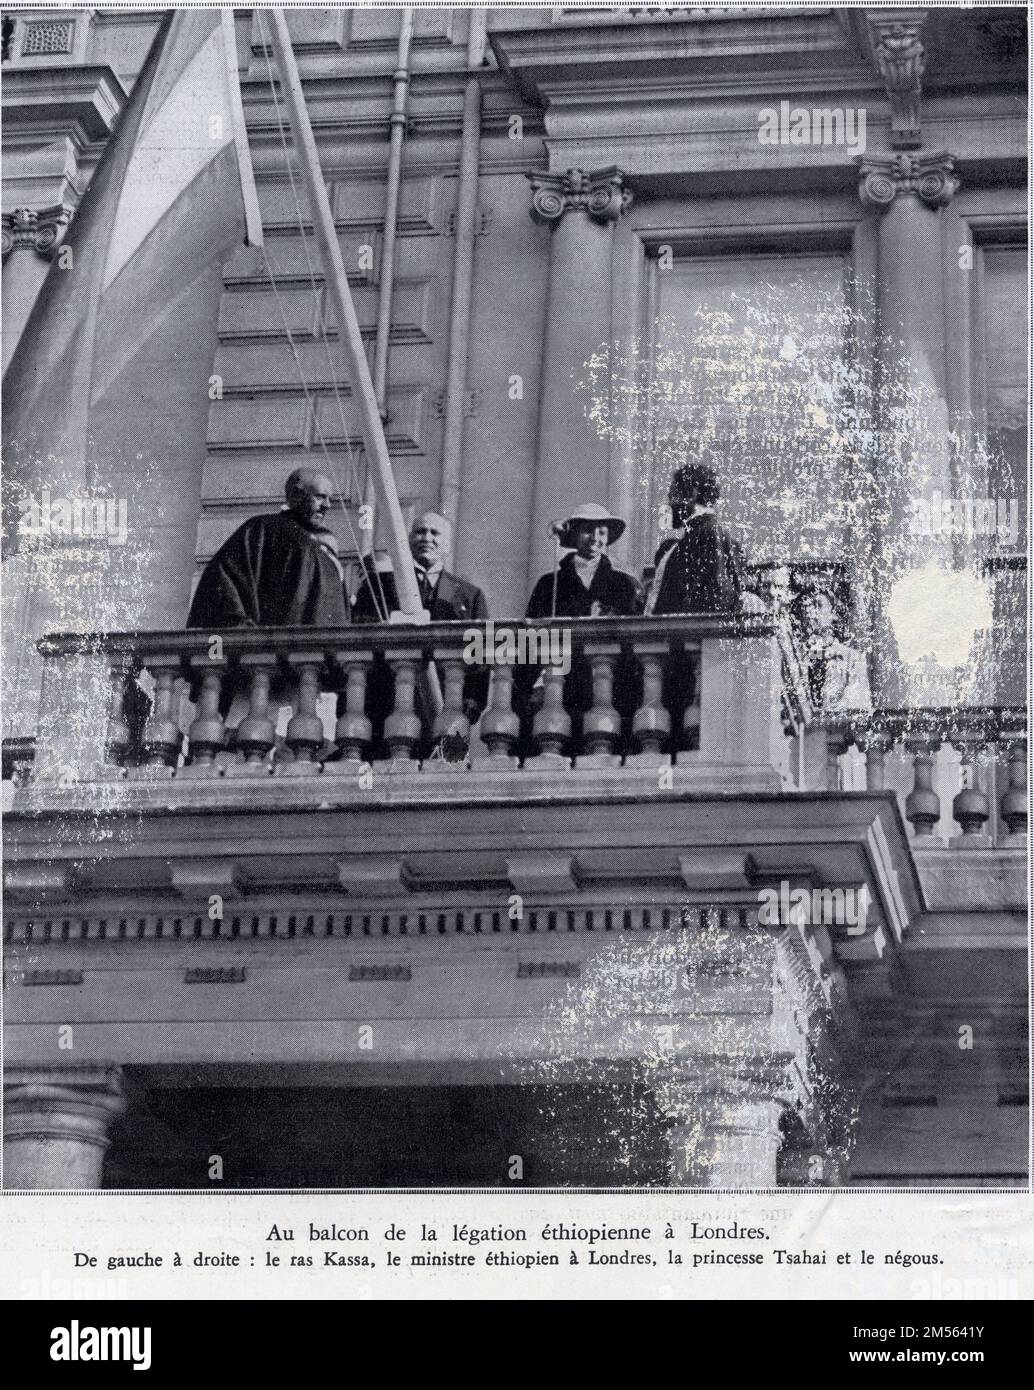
[1,204,72,261]
[528,166,633,227]
[4,1065,127,1144]
[857,151,959,210]
[4,1066,126,1188]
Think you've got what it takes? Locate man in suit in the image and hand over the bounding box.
[352,510,488,623]
[350,510,490,751]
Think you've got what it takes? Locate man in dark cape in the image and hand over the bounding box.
[645,463,747,751]
[645,463,744,616]
[187,469,348,630]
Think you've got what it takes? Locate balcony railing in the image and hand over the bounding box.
[16,617,1027,851]
[24,614,810,790]
[819,706,1027,846]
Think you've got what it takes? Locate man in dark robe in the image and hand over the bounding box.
[184,468,347,755]
[187,469,348,630]
[645,463,744,617]
[520,503,643,752]
[645,463,747,751]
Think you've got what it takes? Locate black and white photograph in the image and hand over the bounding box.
[0,0,1030,1311]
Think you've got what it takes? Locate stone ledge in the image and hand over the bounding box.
[914,846,1027,913]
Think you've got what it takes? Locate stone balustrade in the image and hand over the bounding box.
[25,613,809,789]
[819,706,1027,846]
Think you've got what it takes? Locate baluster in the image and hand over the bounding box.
[282,655,325,768]
[185,656,226,770]
[859,727,890,791]
[104,655,133,768]
[383,650,423,762]
[682,648,701,751]
[1000,735,1027,843]
[580,641,621,765]
[904,733,942,840]
[824,727,848,792]
[528,664,571,766]
[950,734,991,845]
[230,656,277,771]
[630,643,671,763]
[477,662,520,767]
[139,654,183,770]
[428,654,471,767]
[330,652,373,764]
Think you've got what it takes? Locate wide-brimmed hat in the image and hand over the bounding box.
[557,503,626,547]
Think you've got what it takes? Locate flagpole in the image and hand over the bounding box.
[265,7,425,621]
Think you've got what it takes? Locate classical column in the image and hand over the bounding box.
[857,151,959,703]
[661,1084,786,1188]
[1,205,71,372]
[526,167,633,585]
[4,1066,126,1189]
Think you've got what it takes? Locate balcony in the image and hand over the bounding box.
[3,613,1027,1188]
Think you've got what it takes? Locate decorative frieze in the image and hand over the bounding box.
[4,903,760,943]
[857,152,958,210]
[1,205,71,261]
[528,166,633,227]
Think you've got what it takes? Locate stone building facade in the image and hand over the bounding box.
[1,7,1028,1188]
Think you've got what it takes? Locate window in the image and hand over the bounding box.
[977,243,1026,549]
[648,250,852,565]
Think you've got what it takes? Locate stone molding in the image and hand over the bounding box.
[4,902,761,944]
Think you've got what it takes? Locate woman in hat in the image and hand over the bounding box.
[526,503,643,620]
[518,503,643,753]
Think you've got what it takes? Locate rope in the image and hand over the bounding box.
[256,8,390,621]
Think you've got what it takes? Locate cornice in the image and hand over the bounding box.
[0,63,127,145]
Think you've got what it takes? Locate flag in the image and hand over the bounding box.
[2,9,262,738]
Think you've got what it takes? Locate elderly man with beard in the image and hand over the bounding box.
[187,468,348,630]
[185,468,348,759]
